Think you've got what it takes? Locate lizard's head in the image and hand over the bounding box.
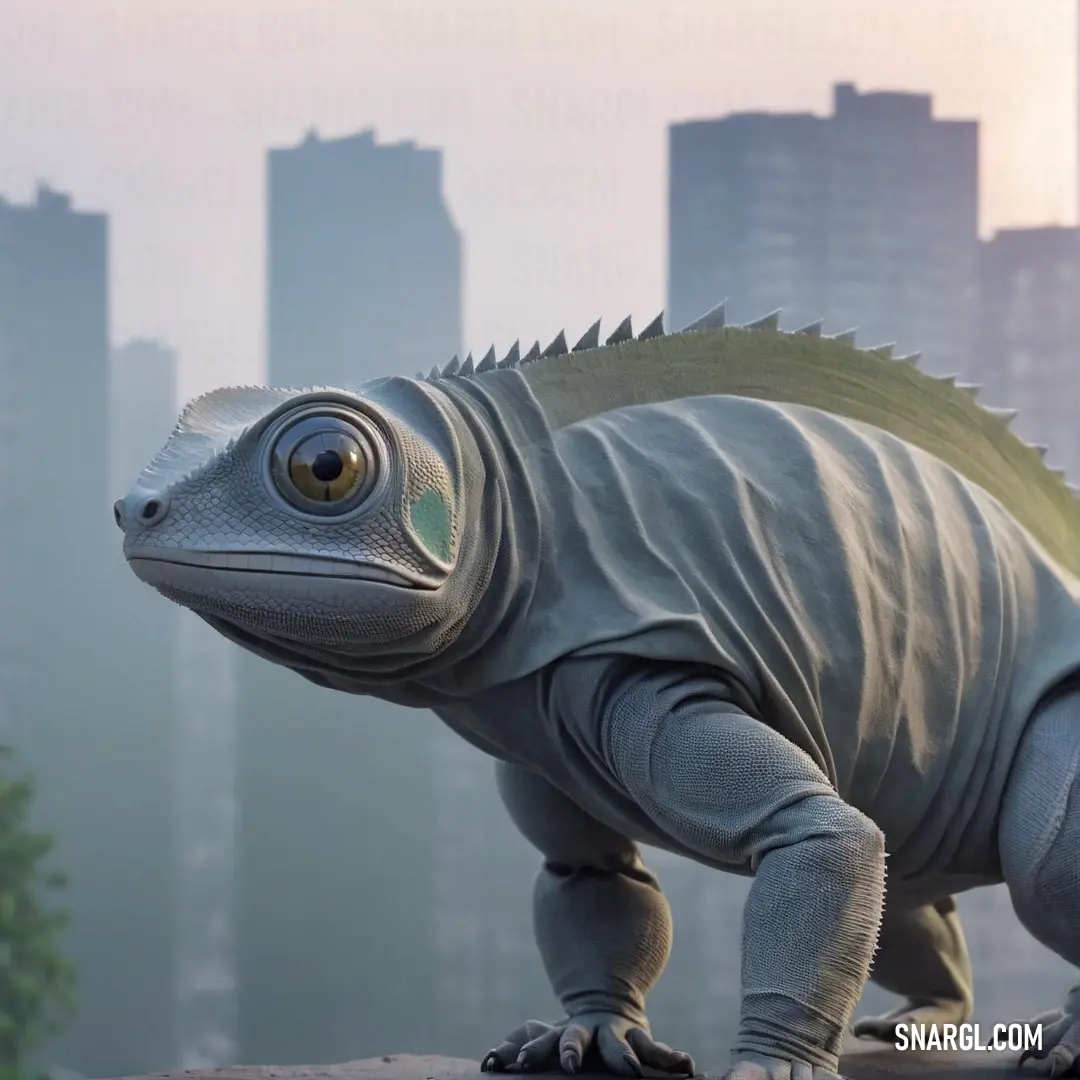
[115,379,479,664]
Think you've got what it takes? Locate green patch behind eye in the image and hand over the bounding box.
[409,488,452,562]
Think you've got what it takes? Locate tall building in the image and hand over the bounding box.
[669,110,828,337]
[235,129,466,1063]
[977,227,1080,476]
[669,83,980,376]
[0,186,176,1074]
[111,340,241,1070]
[267,128,462,387]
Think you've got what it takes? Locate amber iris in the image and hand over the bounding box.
[287,431,367,503]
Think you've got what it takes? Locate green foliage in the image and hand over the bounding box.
[0,746,74,1078]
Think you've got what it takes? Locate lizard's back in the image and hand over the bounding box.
[491,389,1080,884]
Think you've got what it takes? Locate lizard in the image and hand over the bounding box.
[114,301,1080,1080]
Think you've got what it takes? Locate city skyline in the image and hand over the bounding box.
[0,0,1074,405]
[668,82,979,375]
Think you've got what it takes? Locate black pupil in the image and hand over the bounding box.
[141,500,160,519]
[311,450,344,482]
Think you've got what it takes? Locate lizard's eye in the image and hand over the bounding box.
[268,412,381,515]
[288,430,366,501]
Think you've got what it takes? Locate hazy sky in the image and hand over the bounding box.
[0,0,1076,404]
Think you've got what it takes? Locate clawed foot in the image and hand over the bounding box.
[852,998,970,1043]
[481,1013,696,1076]
[724,1052,843,1080]
[1019,1000,1080,1076]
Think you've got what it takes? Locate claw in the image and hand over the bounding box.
[1019,1003,1080,1076]
[561,1050,579,1074]
[481,1052,502,1072]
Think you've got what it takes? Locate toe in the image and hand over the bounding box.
[1020,1015,1080,1076]
[483,1021,544,1071]
[627,1028,696,1075]
[596,1023,643,1075]
[1024,1017,1077,1064]
[559,1022,594,1075]
[596,1025,643,1077]
[1047,1045,1077,1078]
[517,1026,561,1069]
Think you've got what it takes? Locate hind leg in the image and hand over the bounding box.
[852,896,973,1041]
[1000,687,1080,1074]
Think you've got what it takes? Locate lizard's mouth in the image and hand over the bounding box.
[125,547,428,589]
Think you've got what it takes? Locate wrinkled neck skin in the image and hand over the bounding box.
[201,372,548,708]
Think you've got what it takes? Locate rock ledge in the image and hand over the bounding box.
[112,1045,1021,1080]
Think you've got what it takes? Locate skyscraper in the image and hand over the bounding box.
[0,187,177,1074]
[669,83,980,376]
[668,109,828,337]
[234,129,463,1062]
[977,227,1080,476]
[267,128,462,386]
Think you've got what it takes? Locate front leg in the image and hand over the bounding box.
[599,663,887,1080]
[487,760,695,1077]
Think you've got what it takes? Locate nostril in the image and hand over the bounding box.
[134,494,169,528]
[113,500,123,528]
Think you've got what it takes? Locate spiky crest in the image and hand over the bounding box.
[573,320,602,352]
[682,300,727,332]
[542,331,568,358]
[638,312,665,340]
[744,310,781,332]
[400,301,1079,570]
[606,316,634,345]
[498,341,521,369]
[865,343,895,360]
